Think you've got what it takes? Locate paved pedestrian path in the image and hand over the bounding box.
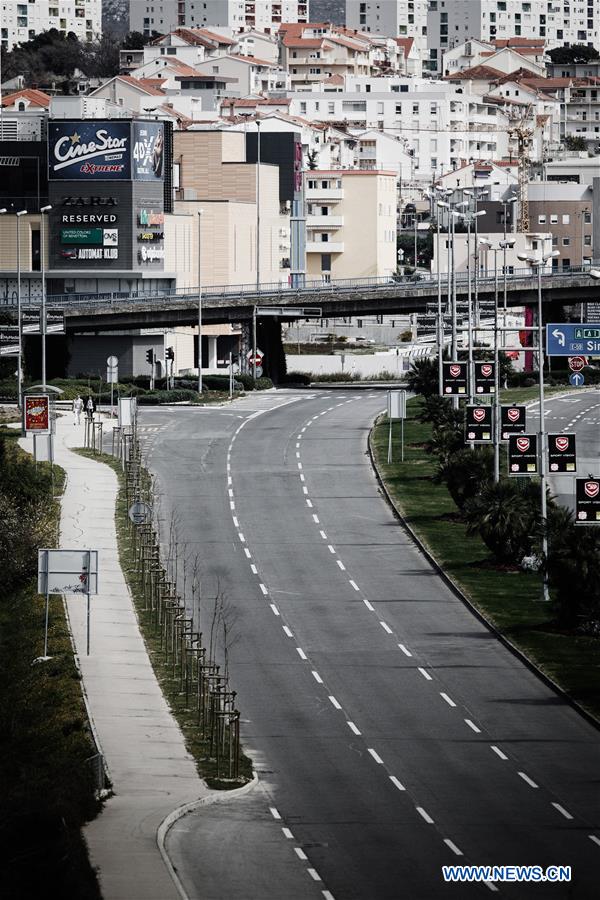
[21,413,208,900]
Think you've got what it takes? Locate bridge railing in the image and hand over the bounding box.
[2,261,597,311]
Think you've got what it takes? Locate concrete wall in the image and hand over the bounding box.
[286,348,431,378]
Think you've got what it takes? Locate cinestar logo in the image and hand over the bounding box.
[53,129,127,172]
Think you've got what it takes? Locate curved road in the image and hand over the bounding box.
[140,390,600,900]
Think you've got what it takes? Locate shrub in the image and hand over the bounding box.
[136,389,198,405]
[418,395,459,428]
[547,507,600,627]
[435,447,493,510]
[305,371,362,382]
[464,480,541,564]
[282,373,312,385]
[405,357,438,398]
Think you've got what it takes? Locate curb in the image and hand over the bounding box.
[157,773,259,900]
[367,416,600,733]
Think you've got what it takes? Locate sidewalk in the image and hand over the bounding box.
[21,413,208,900]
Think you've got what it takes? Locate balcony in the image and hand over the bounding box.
[305,186,344,201]
[306,215,344,228]
[306,241,344,253]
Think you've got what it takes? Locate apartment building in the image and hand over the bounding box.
[173,129,290,285]
[279,23,372,86]
[287,78,514,183]
[130,0,309,37]
[0,0,101,50]
[345,0,428,57]
[305,169,397,279]
[427,0,600,75]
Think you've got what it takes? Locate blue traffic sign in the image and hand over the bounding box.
[546,323,600,356]
[569,372,585,387]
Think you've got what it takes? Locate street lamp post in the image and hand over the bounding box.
[197,209,204,393]
[15,209,27,409]
[256,120,261,291]
[501,196,518,346]
[517,249,560,602]
[39,205,52,390]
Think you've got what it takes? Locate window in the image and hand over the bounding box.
[562,214,570,224]
[538,214,546,224]
[321,253,331,272]
[562,258,571,268]
[552,234,558,246]
[320,233,329,242]
[584,211,592,223]
[584,234,592,245]
[550,214,558,224]
[563,237,570,246]
[300,102,307,114]
[412,103,419,114]
[321,206,328,216]
[328,102,335,113]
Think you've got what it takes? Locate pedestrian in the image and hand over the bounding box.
[85,395,96,422]
[73,394,83,425]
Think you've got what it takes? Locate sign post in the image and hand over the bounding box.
[37,549,99,658]
[107,355,118,418]
[387,390,407,463]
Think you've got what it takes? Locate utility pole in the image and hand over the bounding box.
[40,205,52,390]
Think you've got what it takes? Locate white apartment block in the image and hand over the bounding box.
[427,0,600,74]
[346,1,428,56]
[287,77,515,184]
[130,0,308,37]
[305,169,398,280]
[1,0,101,50]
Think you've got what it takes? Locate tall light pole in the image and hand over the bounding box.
[197,208,204,394]
[39,205,52,390]
[256,119,261,291]
[454,207,485,404]
[501,195,518,345]
[517,249,560,602]
[15,209,27,409]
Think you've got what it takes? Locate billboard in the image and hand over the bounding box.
[473,362,495,395]
[500,405,526,442]
[465,405,493,443]
[132,122,164,181]
[442,361,468,396]
[24,395,50,433]
[48,121,165,182]
[575,479,600,524]
[48,121,131,180]
[548,433,577,473]
[508,434,538,476]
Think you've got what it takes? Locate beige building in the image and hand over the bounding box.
[173,129,290,286]
[305,170,398,281]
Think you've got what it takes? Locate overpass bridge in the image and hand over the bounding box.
[38,265,600,332]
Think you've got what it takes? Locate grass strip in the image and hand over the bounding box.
[74,448,253,789]
[370,398,600,723]
[0,443,102,900]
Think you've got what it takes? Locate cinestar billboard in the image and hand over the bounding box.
[48,121,165,182]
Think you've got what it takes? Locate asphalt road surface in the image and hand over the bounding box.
[527,388,600,510]
[140,389,600,900]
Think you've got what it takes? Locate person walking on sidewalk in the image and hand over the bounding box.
[85,395,96,422]
[73,394,83,425]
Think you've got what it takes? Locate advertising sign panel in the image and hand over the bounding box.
[548,433,577,473]
[442,361,468,396]
[465,405,493,443]
[508,434,539,476]
[473,361,496,395]
[0,325,19,356]
[500,405,527,441]
[61,227,103,245]
[575,478,600,524]
[46,309,65,334]
[132,122,164,181]
[388,390,407,420]
[48,121,131,180]
[22,309,41,335]
[24,395,50,433]
[38,549,99,595]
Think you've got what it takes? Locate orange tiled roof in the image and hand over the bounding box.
[1,88,51,108]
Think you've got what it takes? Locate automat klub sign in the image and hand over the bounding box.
[442,361,468,396]
[575,478,600,524]
[508,434,538,475]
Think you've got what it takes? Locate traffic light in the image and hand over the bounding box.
[166,346,174,361]
[146,348,154,366]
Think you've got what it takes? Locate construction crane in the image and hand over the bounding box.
[507,103,534,232]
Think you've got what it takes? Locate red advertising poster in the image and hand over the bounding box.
[24,395,50,432]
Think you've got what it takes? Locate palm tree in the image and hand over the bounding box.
[464,480,540,564]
